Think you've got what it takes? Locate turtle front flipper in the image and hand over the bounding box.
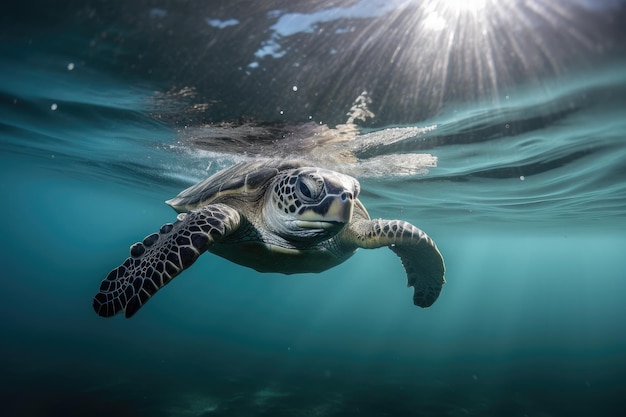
[354,219,445,308]
[93,204,240,318]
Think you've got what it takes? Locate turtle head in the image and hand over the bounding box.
[265,167,360,242]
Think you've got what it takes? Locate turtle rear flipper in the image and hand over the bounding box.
[93,204,240,318]
[352,219,445,307]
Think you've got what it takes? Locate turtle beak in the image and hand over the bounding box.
[296,190,354,230]
[322,191,354,224]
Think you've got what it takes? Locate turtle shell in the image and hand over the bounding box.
[166,159,310,212]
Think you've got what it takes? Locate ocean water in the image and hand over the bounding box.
[2,1,626,416]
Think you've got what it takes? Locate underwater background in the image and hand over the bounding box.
[1,0,626,416]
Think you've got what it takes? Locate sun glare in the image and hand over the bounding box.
[440,0,487,11]
[421,0,493,32]
[365,0,599,114]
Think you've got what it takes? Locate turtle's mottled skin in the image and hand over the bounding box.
[93,159,445,318]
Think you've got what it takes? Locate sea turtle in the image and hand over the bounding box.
[93,159,446,318]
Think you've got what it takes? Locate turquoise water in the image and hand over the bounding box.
[2,1,626,416]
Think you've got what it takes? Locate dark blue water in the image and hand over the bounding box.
[2,1,626,416]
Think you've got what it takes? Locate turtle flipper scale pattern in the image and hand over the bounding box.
[355,219,445,308]
[93,204,240,318]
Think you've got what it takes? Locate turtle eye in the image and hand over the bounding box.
[298,180,312,199]
[296,175,324,202]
